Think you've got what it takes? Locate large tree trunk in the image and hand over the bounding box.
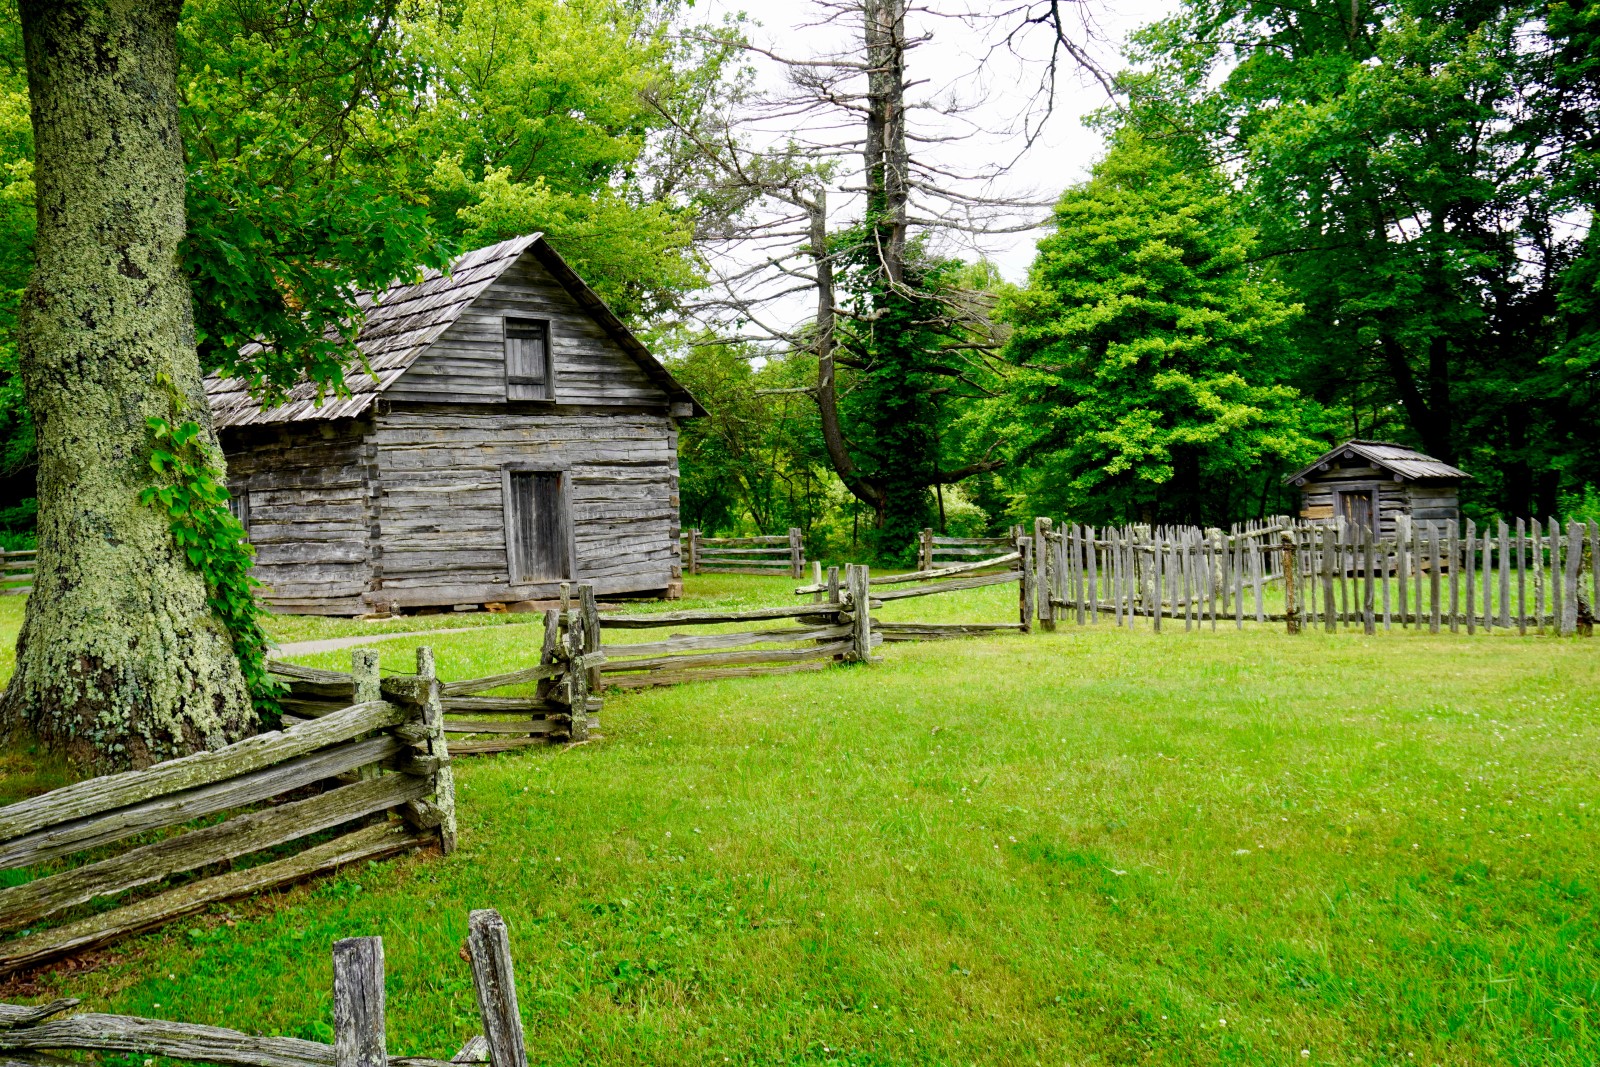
[5,0,253,770]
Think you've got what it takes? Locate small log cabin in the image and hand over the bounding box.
[205,234,701,615]
[1285,439,1468,537]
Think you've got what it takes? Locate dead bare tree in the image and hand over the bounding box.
[657,0,1071,545]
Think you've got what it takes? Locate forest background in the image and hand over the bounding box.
[0,0,1596,566]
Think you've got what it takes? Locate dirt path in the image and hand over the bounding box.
[273,626,497,658]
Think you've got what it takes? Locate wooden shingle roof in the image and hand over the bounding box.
[1285,439,1469,486]
[204,234,699,427]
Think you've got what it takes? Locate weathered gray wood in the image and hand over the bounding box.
[604,661,833,690]
[1035,518,1054,631]
[441,696,561,714]
[872,571,1019,602]
[1498,521,1512,629]
[603,639,855,675]
[861,551,1020,587]
[0,734,402,872]
[0,773,429,931]
[1516,518,1527,634]
[333,938,385,1067]
[452,1037,490,1064]
[0,1003,78,1031]
[1564,521,1582,635]
[414,648,459,854]
[443,719,555,736]
[0,1013,336,1067]
[874,622,1024,635]
[0,823,423,976]
[1550,516,1563,631]
[438,663,566,697]
[466,910,527,1067]
[1464,520,1477,634]
[0,700,405,844]
[600,604,860,628]
[602,624,851,658]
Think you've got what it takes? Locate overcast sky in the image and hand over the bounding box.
[693,0,1180,285]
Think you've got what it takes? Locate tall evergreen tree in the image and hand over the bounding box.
[994,131,1316,525]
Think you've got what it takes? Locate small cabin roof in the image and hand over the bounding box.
[205,234,702,428]
[1285,439,1469,486]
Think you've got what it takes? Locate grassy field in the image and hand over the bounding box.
[0,579,1597,1065]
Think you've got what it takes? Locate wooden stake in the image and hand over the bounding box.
[466,910,528,1067]
[333,937,385,1067]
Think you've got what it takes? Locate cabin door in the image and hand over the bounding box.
[1336,487,1377,532]
[505,470,572,582]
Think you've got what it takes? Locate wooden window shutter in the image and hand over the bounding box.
[504,318,553,401]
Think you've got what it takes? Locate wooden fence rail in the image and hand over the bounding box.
[0,648,457,975]
[601,568,879,686]
[800,549,1033,641]
[682,528,806,578]
[1036,517,1597,636]
[0,548,33,596]
[0,907,533,1067]
[914,529,1021,572]
[270,585,602,757]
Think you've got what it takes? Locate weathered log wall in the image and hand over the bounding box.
[223,421,373,615]
[368,409,679,608]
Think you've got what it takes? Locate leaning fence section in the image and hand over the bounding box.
[271,592,603,756]
[0,647,457,975]
[682,528,806,578]
[0,907,536,1067]
[1034,516,1597,637]
[914,528,1021,572]
[602,568,879,687]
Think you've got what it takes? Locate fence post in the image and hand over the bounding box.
[414,647,459,855]
[352,650,381,782]
[689,529,700,575]
[563,599,591,743]
[1282,532,1300,634]
[333,937,386,1067]
[789,528,804,580]
[847,564,873,662]
[1035,518,1054,632]
[827,565,841,606]
[1018,538,1034,634]
[919,528,933,572]
[466,909,528,1067]
[578,584,601,698]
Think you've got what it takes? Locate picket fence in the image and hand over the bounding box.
[0,907,536,1067]
[1032,516,1598,636]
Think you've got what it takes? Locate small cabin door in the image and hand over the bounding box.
[1336,487,1377,532]
[504,469,572,582]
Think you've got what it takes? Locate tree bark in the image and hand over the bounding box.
[5,0,253,770]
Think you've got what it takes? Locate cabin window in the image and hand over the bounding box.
[504,469,572,582]
[504,317,554,401]
[228,487,251,538]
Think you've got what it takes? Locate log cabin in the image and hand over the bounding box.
[205,234,701,616]
[1285,439,1468,537]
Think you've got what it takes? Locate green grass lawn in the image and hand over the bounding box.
[0,579,1597,1065]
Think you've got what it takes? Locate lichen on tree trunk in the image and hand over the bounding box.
[3,0,253,770]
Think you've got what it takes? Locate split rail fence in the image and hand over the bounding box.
[915,528,1021,572]
[270,592,603,756]
[0,907,539,1067]
[682,528,806,578]
[1,548,32,596]
[1032,516,1598,636]
[0,648,457,975]
[602,567,880,686]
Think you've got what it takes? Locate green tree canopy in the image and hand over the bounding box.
[993,131,1317,526]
